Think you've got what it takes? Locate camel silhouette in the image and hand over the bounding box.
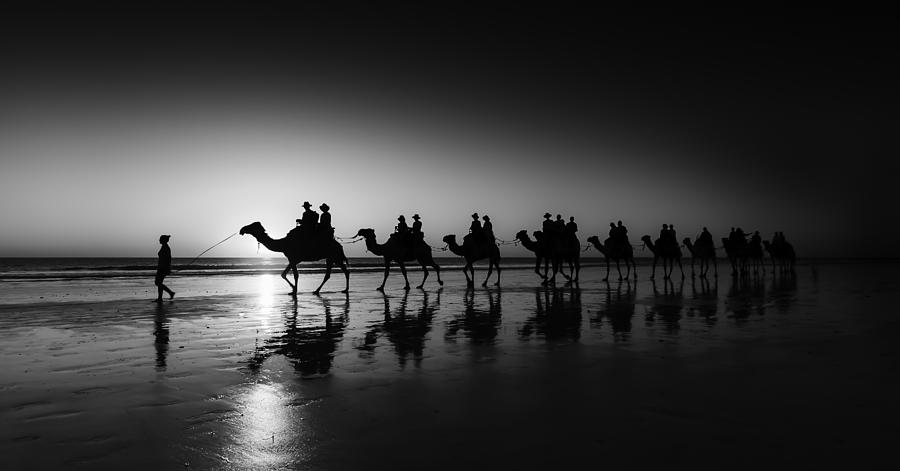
[514,230,551,282]
[355,228,443,291]
[721,237,744,276]
[683,237,718,278]
[442,234,501,288]
[586,235,637,281]
[240,221,349,295]
[763,240,796,273]
[641,235,684,280]
[515,230,580,285]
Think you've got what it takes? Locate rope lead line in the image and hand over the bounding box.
[175,232,238,273]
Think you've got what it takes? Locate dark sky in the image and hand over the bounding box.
[0,5,896,257]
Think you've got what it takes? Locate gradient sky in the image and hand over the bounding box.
[0,6,895,257]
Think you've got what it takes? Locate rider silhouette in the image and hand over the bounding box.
[298,201,318,234]
[616,220,629,245]
[318,203,332,234]
[542,213,554,237]
[565,217,577,235]
[482,215,494,243]
[411,214,423,240]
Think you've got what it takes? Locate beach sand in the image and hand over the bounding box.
[1,263,897,469]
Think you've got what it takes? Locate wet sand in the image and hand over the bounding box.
[1,263,898,469]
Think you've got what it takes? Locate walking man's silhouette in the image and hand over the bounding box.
[155,235,175,302]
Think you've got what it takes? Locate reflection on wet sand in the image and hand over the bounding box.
[153,302,170,371]
[445,288,502,345]
[520,287,582,342]
[645,278,685,334]
[591,280,637,341]
[768,270,798,314]
[726,273,768,324]
[246,295,350,376]
[360,289,441,367]
[687,276,719,327]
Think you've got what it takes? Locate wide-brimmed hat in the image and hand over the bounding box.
[319,203,329,211]
[159,234,171,242]
[302,201,312,208]
[412,214,420,220]
[471,213,479,218]
[543,212,551,218]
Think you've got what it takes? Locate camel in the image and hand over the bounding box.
[763,240,796,273]
[515,230,580,285]
[683,237,718,278]
[515,230,551,281]
[442,234,501,287]
[640,235,684,280]
[355,228,443,291]
[239,222,349,295]
[721,237,744,276]
[586,235,637,281]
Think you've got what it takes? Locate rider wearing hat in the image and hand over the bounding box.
[482,215,494,243]
[298,201,318,233]
[411,214,423,240]
[318,203,332,235]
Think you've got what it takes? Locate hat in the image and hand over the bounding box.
[472,213,479,219]
[159,234,171,242]
[543,212,551,218]
[482,215,490,221]
[398,215,406,221]
[319,203,329,211]
[412,214,420,220]
[302,201,311,208]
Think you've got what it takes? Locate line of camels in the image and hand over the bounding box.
[239,221,796,296]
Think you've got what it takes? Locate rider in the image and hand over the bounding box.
[698,227,713,247]
[318,203,332,235]
[565,217,577,236]
[541,213,554,238]
[616,220,629,246]
[608,222,618,240]
[482,215,494,243]
[396,215,409,234]
[298,201,319,235]
[554,214,566,235]
[411,214,423,242]
[750,230,762,247]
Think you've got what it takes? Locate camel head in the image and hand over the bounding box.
[356,228,376,239]
[586,235,599,245]
[515,230,529,241]
[682,237,692,246]
[533,230,543,241]
[442,235,456,245]
[640,235,652,243]
[240,222,265,237]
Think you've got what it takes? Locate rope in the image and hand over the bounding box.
[340,237,364,245]
[336,235,361,241]
[174,232,238,273]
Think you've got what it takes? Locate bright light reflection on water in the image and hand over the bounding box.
[230,380,304,469]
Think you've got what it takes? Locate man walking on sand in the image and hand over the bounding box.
[155,234,175,302]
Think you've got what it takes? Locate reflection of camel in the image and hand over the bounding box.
[648,278,684,334]
[586,235,636,281]
[442,235,501,287]
[641,235,683,280]
[591,280,636,340]
[683,237,717,278]
[763,240,796,273]
[361,290,440,368]
[240,222,349,295]
[355,228,443,291]
[246,295,349,376]
[445,289,502,345]
[725,273,767,323]
[520,287,582,342]
[689,276,719,326]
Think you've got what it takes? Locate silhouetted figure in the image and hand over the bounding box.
[698,227,713,245]
[617,220,628,243]
[318,203,332,235]
[411,214,423,240]
[464,213,483,246]
[541,212,554,237]
[298,201,319,235]
[565,217,577,236]
[482,215,494,243]
[554,214,566,234]
[155,235,175,302]
[684,228,718,278]
[609,222,618,240]
[520,287,582,342]
[469,212,482,234]
[660,224,670,241]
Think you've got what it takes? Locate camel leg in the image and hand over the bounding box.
[463,263,473,287]
[713,257,718,278]
[433,262,444,286]
[630,258,637,280]
[650,256,658,279]
[534,258,546,280]
[340,260,350,293]
[313,262,332,295]
[417,262,428,289]
[281,264,296,294]
[493,258,501,286]
[398,262,411,291]
[691,257,696,278]
[615,259,622,281]
[603,257,610,282]
[377,260,390,292]
[677,257,684,278]
[573,259,580,284]
[483,261,493,287]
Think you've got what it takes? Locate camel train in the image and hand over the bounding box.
[240,214,794,294]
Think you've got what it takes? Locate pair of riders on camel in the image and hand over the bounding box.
[539,213,578,248]
[464,213,495,247]
[393,214,425,246]
[294,201,334,240]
